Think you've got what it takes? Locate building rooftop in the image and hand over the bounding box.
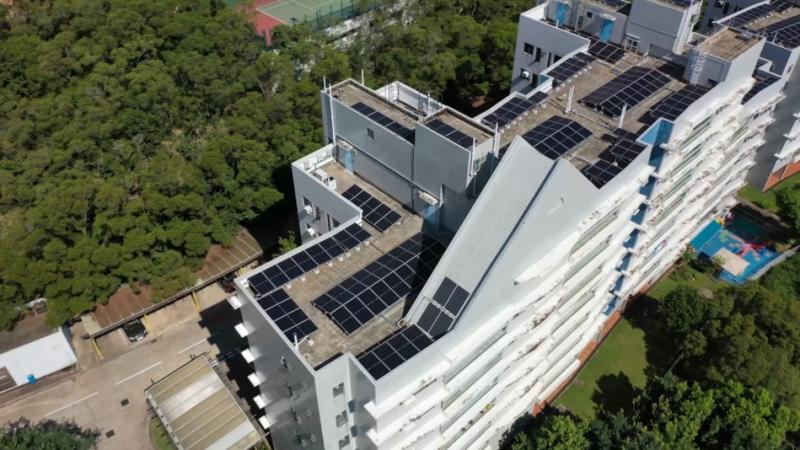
[498,54,685,172]
[246,162,446,368]
[146,354,263,450]
[721,0,800,49]
[424,109,493,149]
[748,2,800,32]
[698,27,761,59]
[0,313,55,354]
[331,80,419,131]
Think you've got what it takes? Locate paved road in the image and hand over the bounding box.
[0,290,246,449]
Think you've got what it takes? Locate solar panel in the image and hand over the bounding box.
[548,53,595,84]
[356,325,434,379]
[257,289,318,342]
[311,234,444,335]
[650,85,709,121]
[742,71,780,103]
[582,159,623,188]
[600,138,647,168]
[342,185,401,232]
[724,3,774,29]
[247,224,371,297]
[588,40,625,64]
[350,102,415,143]
[481,92,548,129]
[581,67,671,118]
[426,119,478,149]
[521,116,592,159]
[598,0,628,8]
[431,277,471,316]
[762,15,800,48]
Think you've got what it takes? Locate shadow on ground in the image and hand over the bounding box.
[624,295,677,379]
[591,372,636,415]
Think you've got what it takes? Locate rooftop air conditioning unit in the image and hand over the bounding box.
[303,205,313,215]
[306,226,316,237]
[521,69,532,80]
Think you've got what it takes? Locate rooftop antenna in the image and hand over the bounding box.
[566,85,575,114]
[323,76,328,92]
[427,91,431,116]
[361,69,365,86]
[618,103,628,128]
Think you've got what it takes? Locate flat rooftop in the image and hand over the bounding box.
[0,314,55,354]
[261,162,443,368]
[699,27,761,59]
[425,109,493,148]
[499,53,686,170]
[331,80,418,130]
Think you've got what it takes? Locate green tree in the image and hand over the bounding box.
[776,187,800,235]
[658,286,708,336]
[0,418,100,450]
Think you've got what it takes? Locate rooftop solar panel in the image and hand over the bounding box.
[426,119,478,149]
[742,70,780,103]
[588,40,625,64]
[581,67,671,118]
[762,16,800,48]
[311,234,444,335]
[356,325,434,379]
[650,84,709,121]
[724,3,775,29]
[600,139,648,168]
[247,224,370,297]
[350,102,415,143]
[342,185,401,232]
[582,159,623,188]
[481,92,548,129]
[257,289,317,342]
[548,53,595,84]
[521,116,593,159]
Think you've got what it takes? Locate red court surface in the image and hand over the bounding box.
[247,0,286,46]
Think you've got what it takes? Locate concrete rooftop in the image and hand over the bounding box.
[699,27,761,59]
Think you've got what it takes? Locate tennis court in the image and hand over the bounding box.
[249,0,364,45]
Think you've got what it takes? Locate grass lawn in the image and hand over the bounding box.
[739,173,800,213]
[150,418,175,450]
[554,268,719,420]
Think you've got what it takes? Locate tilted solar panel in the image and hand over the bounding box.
[742,70,780,103]
[650,84,709,121]
[548,53,596,83]
[522,116,593,159]
[257,289,317,342]
[342,185,401,232]
[581,67,671,118]
[356,325,434,379]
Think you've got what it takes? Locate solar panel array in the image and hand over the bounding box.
[742,71,780,103]
[650,85,709,121]
[351,102,415,143]
[312,234,444,335]
[597,0,628,9]
[481,92,548,129]
[417,277,471,338]
[342,185,401,232]
[582,136,648,188]
[762,15,800,48]
[582,159,624,188]
[357,325,433,379]
[247,224,371,298]
[522,116,593,159]
[548,53,596,84]
[588,40,625,64]
[256,289,318,342]
[581,67,671,118]
[427,119,477,149]
[724,3,775,28]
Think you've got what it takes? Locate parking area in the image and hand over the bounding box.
[0,287,253,450]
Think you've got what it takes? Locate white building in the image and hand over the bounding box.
[231,0,792,448]
[0,315,77,390]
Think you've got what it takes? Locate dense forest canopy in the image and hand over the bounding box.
[0,0,524,328]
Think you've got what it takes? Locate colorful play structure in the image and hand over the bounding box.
[690,211,780,284]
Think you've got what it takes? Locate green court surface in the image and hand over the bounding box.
[258,0,359,25]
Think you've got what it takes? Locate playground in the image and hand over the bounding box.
[690,209,780,284]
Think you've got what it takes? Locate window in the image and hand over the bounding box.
[335,411,348,427]
[587,10,594,18]
[291,408,301,423]
[722,2,730,13]
[303,197,312,208]
[524,42,534,55]
[280,355,291,371]
[534,47,543,63]
[338,436,350,449]
[625,37,639,52]
[314,206,322,221]
[367,128,374,139]
[707,18,714,27]
[333,383,344,397]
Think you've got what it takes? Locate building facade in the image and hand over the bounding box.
[231,0,793,448]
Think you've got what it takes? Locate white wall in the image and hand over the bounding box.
[0,328,77,386]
